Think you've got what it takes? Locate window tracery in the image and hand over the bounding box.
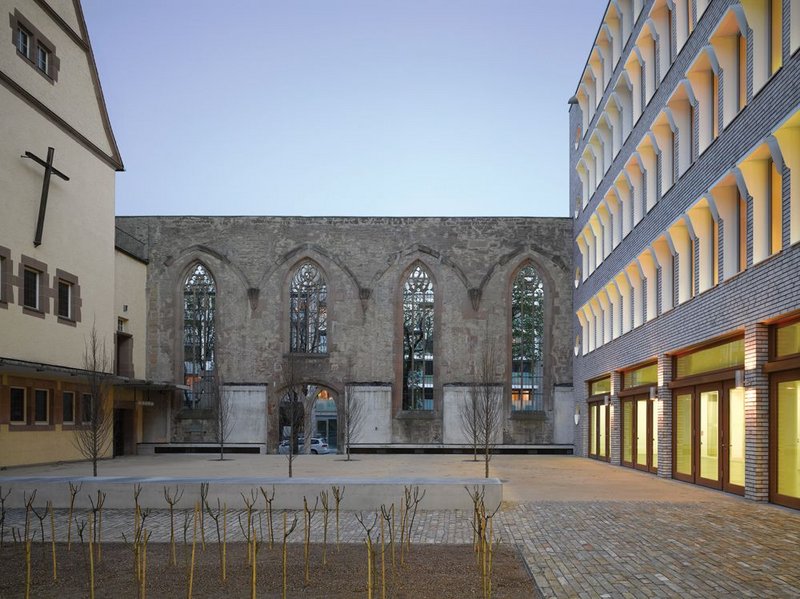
[183,263,216,407]
[290,261,328,353]
[511,264,544,411]
[402,264,434,410]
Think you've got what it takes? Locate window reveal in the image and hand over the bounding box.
[511,265,545,411]
[57,280,71,318]
[23,267,40,309]
[402,265,434,411]
[289,262,328,353]
[10,387,26,423]
[183,264,216,407]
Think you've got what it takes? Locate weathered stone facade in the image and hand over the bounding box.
[116,216,574,452]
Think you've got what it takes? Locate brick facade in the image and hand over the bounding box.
[570,0,800,503]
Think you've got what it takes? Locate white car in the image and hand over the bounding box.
[278,437,330,455]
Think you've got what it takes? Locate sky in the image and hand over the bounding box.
[82,1,607,217]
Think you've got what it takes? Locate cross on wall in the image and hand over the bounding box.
[21,146,70,247]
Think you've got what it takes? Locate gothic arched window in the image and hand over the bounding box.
[290,261,328,353]
[402,264,434,410]
[184,263,216,406]
[511,264,544,411]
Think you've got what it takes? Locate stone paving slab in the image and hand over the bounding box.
[3,498,799,597]
[0,475,502,511]
[2,455,800,596]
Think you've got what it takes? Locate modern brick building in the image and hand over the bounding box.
[570,0,800,508]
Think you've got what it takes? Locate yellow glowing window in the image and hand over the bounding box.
[623,401,633,463]
[590,377,611,396]
[676,338,743,378]
[776,379,800,501]
[675,393,693,476]
[776,321,800,358]
[624,363,657,388]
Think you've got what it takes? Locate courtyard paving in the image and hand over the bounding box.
[1,454,799,597]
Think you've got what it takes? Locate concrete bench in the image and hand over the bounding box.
[0,476,502,512]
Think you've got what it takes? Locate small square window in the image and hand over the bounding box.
[63,391,75,423]
[81,393,93,424]
[17,27,30,57]
[23,267,40,310]
[36,44,49,75]
[10,387,26,423]
[58,280,72,319]
[34,389,49,423]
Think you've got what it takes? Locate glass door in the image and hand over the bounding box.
[588,400,609,461]
[621,399,634,467]
[723,384,745,494]
[674,381,741,492]
[696,385,721,489]
[650,398,659,474]
[635,396,649,471]
[598,401,607,459]
[673,389,694,482]
[770,372,800,509]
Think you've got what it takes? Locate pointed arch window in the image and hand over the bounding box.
[402,264,434,411]
[184,263,216,406]
[511,265,544,412]
[290,261,328,353]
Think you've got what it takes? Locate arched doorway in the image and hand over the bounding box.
[278,384,339,452]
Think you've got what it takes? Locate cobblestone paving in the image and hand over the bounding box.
[3,495,799,597]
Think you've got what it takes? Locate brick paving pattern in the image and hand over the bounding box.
[4,496,799,597]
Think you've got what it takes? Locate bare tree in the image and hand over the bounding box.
[74,323,113,477]
[342,383,364,461]
[280,355,305,477]
[466,338,503,478]
[207,372,233,461]
[459,384,481,463]
[301,385,318,455]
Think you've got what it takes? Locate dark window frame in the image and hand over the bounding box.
[81,393,93,424]
[0,245,10,308]
[62,391,75,424]
[8,10,60,82]
[55,269,80,325]
[9,387,27,424]
[23,266,40,310]
[34,388,49,424]
[19,255,48,318]
[36,42,49,74]
[16,23,29,57]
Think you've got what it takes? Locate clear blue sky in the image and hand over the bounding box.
[82,1,606,217]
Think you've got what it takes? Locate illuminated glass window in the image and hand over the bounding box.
[776,320,800,358]
[676,338,743,378]
[590,376,611,396]
[624,363,658,389]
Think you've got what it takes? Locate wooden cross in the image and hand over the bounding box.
[22,146,70,247]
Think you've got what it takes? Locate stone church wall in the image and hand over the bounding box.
[116,216,573,451]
